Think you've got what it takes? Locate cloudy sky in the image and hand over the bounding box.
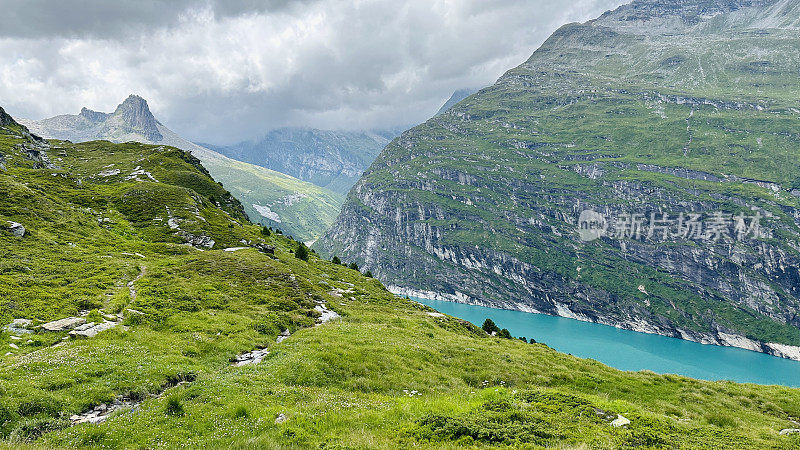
[0,0,624,144]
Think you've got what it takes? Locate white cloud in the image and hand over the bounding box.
[0,0,626,144]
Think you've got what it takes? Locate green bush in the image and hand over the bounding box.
[164,395,184,417]
[295,243,310,261]
[86,309,103,324]
[482,319,500,335]
[233,406,250,419]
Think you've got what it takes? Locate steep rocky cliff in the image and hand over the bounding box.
[318,0,800,359]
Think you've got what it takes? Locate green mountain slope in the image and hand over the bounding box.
[19,96,343,241]
[3,107,800,448]
[317,0,800,360]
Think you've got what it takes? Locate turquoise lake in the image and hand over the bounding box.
[412,297,800,387]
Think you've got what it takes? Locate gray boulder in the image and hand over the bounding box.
[41,317,86,332]
[70,321,119,338]
[6,221,25,237]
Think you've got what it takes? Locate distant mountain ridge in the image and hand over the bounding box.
[435,88,478,116]
[20,96,343,241]
[205,127,398,195]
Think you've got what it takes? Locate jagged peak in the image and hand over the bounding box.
[113,94,155,120]
[111,94,163,142]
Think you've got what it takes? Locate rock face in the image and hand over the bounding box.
[318,0,800,359]
[112,96,163,141]
[206,128,396,195]
[0,106,15,127]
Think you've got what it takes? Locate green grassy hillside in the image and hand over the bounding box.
[2,108,800,448]
[200,155,344,244]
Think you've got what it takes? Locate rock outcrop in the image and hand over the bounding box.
[0,106,15,127]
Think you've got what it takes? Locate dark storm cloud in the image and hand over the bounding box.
[0,0,626,144]
[0,0,317,38]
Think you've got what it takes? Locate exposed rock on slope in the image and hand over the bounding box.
[0,106,15,127]
[318,0,800,359]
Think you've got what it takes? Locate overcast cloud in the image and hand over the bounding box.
[0,0,625,144]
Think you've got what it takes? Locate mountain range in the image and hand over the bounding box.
[318,0,800,360]
[203,128,398,196]
[19,96,342,242]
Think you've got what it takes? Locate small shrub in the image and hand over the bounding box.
[331,256,341,265]
[498,329,512,339]
[233,405,250,418]
[295,243,310,261]
[164,395,184,417]
[86,309,103,324]
[348,262,359,271]
[261,226,271,236]
[364,270,373,278]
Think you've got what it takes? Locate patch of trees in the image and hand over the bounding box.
[482,318,536,343]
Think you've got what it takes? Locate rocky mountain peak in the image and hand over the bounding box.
[112,94,162,141]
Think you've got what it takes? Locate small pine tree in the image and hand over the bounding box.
[331,256,341,265]
[518,336,528,343]
[261,226,271,236]
[295,243,310,261]
[498,328,512,339]
[348,262,359,271]
[364,270,373,278]
[482,319,500,335]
